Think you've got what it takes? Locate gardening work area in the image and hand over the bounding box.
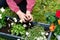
[0,0,60,40]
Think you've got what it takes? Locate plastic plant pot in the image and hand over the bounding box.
[56,35,60,40]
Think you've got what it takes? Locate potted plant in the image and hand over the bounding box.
[45,10,60,40]
[54,10,60,40]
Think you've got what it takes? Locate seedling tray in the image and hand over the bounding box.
[0,22,50,40]
[0,16,52,40]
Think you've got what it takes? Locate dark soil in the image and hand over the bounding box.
[0,25,11,34]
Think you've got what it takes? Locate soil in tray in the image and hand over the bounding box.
[0,24,22,36]
[0,25,11,34]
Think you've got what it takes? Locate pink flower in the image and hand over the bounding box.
[56,10,60,18]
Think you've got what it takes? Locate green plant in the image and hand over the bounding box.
[45,12,56,23]
[11,23,26,36]
[45,11,60,40]
[23,26,47,40]
[0,7,17,29]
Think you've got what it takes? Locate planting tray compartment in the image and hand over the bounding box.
[0,32,24,40]
[0,16,24,40]
[0,26,24,40]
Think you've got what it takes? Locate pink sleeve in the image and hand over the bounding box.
[6,0,20,13]
[26,0,35,12]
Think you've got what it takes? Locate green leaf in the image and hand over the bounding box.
[0,23,2,29]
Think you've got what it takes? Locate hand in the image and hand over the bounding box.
[26,11,33,22]
[16,10,27,22]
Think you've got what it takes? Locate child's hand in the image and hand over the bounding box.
[16,10,27,22]
[26,11,33,22]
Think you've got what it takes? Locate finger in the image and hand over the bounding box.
[22,19,26,23]
[30,18,33,22]
[25,15,30,19]
[28,16,32,20]
[24,16,28,21]
[29,17,32,20]
[25,16,29,21]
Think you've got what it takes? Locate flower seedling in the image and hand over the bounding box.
[13,17,17,22]
[26,32,29,36]
[29,23,31,26]
[11,22,14,26]
[19,20,23,23]
[58,20,60,25]
[11,24,26,35]
[49,23,55,32]
[23,24,27,27]
[45,32,49,36]
[0,7,5,13]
